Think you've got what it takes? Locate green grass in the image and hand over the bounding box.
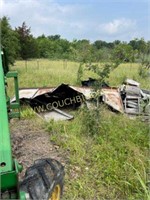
[47,108,149,200]
[109,63,149,89]
[12,59,79,88]
[9,59,149,199]
[10,60,149,90]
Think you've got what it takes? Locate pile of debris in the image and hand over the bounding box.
[11,79,150,121]
[120,79,150,116]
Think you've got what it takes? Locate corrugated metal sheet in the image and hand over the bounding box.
[70,86,94,100]
[101,88,124,113]
[11,88,55,102]
[33,88,54,98]
[11,88,38,102]
[10,81,150,118]
[11,86,124,113]
[12,86,93,102]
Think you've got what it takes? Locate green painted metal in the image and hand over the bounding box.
[1,159,22,190]
[6,71,20,119]
[0,50,13,173]
[0,50,25,199]
[1,170,18,191]
[1,160,26,199]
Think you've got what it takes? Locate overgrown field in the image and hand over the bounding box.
[10,59,149,89]
[10,60,149,199]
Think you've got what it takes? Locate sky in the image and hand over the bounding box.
[0,0,149,42]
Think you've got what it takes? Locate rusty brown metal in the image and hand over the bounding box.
[11,88,55,102]
[101,88,124,113]
[11,88,38,102]
[70,86,94,100]
[33,88,54,98]
[11,85,124,113]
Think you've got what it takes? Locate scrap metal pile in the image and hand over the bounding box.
[11,79,150,121]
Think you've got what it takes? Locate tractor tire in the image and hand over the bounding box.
[20,158,65,200]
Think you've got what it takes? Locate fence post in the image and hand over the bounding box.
[25,60,27,72]
[37,59,39,70]
[63,59,67,69]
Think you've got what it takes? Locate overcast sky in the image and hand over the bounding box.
[1,0,149,42]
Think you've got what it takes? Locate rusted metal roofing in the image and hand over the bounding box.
[11,88,38,102]
[70,86,94,100]
[11,85,124,113]
[101,88,124,113]
[10,80,150,119]
[11,84,84,111]
[12,85,93,101]
[33,88,54,98]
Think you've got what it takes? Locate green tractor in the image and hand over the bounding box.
[0,47,65,200]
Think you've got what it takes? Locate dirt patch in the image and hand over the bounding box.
[10,119,67,179]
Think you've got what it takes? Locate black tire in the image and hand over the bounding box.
[20,158,65,200]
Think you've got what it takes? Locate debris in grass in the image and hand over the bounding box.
[11,79,150,120]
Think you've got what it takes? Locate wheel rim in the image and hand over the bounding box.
[49,185,61,200]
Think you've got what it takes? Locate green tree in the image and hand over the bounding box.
[93,40,107,49]
[73,39,93,63]
[48,34,61,40]
[37,35,51,58]
[147,41,150,54]
[1,16,20,65]
[16,22,39,59]
[112,43,135,63]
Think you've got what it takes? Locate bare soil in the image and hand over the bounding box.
[10,118,67,179]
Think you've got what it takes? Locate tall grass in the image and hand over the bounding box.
[10,60,149,90]
[9,59,149,199]
[109,63,149,89]
[46,108,149,199]
[12,59,79,88]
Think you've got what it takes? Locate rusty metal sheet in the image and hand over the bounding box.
[33,88,54,98]
[11,85,124,114]
[101,88,124,113]
[11,88,38,102]
[11,88,55,102]
[70,86,94,100]
[12,86,93,103]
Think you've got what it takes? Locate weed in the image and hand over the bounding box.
[10,59,149,199]
[46,108,149,199]
[21,106,36,119]
[138,65,149,78]
[77,63,83,85]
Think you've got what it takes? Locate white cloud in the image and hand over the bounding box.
[1,0,81,37]
[0,0,145,41]
[99,18,136,35]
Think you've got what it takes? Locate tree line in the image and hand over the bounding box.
[1,16,150,65]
